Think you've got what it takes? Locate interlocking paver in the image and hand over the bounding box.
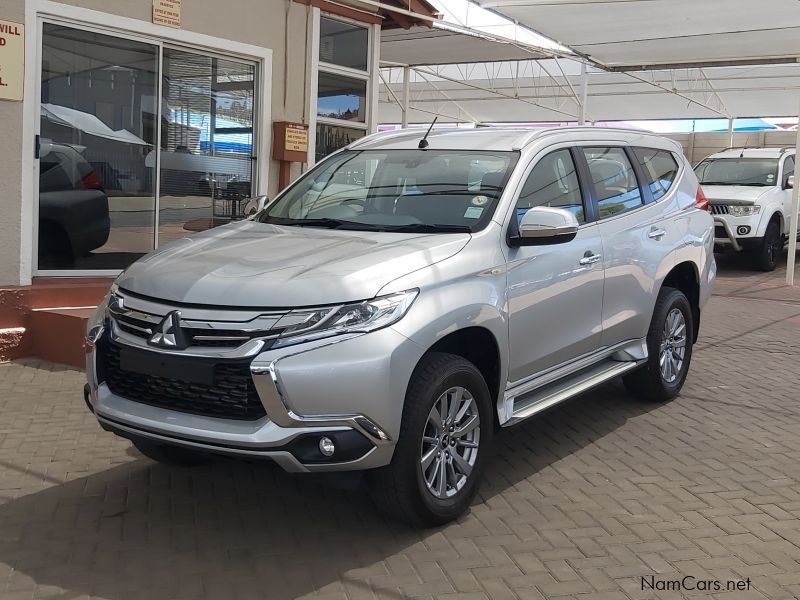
[1,257,800,599]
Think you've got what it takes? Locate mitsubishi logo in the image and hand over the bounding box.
[148,311,187,349]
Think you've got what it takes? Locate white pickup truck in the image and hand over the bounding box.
[695,147,797,271]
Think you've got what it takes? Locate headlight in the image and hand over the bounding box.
[728,205,760,217]
[271,289,419,348]
[86,282,117,348]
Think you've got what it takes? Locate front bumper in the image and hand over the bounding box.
[713,215,763,251]
[85,325,425,472]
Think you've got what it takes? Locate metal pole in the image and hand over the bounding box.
[578,63,588,126]
[786,99,800,285]
[402,66,410,129]
[727,118,734,147]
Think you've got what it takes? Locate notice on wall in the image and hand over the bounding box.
[152,0,181,28]
[0,19,24,101]
[285,125,309,153]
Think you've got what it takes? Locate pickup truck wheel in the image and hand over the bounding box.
[368,352,493,527]
[753,221,782,272]
[623,287,693,402]
[132,440,209,466]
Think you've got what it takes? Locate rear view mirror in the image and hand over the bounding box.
[509,206,580,247]
[786,175,794,190]
[243,195,269,217]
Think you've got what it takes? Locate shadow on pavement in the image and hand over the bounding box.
[0,382,658,599]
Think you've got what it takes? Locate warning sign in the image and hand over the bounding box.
[285,125,309,153]
[152,0,181,28]
[0,19,24,101]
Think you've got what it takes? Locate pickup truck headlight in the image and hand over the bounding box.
[272,289,419,348]
[728,205,760,217]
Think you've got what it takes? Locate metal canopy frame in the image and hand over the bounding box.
[370,0,800,284]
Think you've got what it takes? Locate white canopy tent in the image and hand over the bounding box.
[374,0,800,284]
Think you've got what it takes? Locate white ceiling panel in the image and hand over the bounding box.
[380,25,544,65]
[475,0,800,68]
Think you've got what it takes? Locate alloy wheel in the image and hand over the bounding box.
[659,308,687,384]
[420,386,480,499]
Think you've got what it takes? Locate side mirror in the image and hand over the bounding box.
[786,175,794,190]
[243,195,269,218]
[509,206,580,247]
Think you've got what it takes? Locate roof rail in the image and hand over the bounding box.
[715,146,794,154]
[511,125,666,150]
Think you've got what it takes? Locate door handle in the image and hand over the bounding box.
[579,251,602,266]
[648,227,667,240]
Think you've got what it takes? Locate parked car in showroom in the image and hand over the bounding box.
[84,127,715,526]
[38,139,110,268]
[695,147,798,271]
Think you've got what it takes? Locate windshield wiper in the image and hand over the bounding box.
[380,223,472,233]
[265,217,380,230]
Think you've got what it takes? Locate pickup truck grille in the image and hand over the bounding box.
[710,204,730,215]
[97,338,267,421]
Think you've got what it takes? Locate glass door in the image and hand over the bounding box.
[36,23,258,272]
[38,23,158,270]
[158,48,256,246]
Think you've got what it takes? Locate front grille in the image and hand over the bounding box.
[715,225,727,239]
[112,312,261,349]
[97,339,267,421]
[710,204,730,215]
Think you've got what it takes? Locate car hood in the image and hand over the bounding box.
[701,185,772,205]
[117,221,470,307]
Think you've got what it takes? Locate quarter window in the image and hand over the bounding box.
[582,147,643,219]
[516,149,585,223]
[633,147,679,201]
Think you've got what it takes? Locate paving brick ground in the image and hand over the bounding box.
[1,254,800,600]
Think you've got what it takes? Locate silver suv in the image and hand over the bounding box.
[84,127,715,525]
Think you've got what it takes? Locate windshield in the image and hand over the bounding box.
[260,149,519,232]
[694,158,779,187]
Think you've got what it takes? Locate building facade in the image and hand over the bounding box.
[0,0,433,362]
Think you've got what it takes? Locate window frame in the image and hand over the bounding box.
[314,14,373,157]
[574,145,647,222]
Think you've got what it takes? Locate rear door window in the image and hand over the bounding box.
[581,147,643,219]
[633,147,680,201]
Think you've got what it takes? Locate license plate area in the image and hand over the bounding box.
[118,347,214,385]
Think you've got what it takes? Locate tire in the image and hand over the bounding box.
[623,287,694,402]
[368,352,494,527]
[132,440,209,466]
[753,221,782,272]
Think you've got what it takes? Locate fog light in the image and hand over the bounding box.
[737,225,751,236]
[318,437,335,457]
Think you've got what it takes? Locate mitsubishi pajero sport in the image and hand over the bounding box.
[85,127,716,525]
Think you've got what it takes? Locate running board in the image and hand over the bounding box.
[502,360,641,426]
